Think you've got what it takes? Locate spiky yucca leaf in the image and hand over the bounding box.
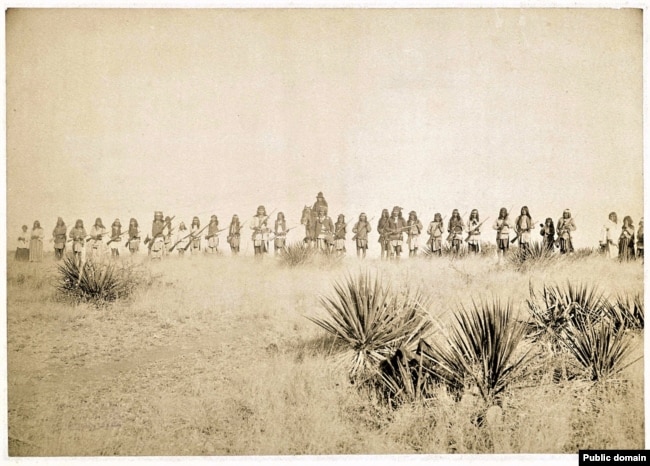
[56,256,137,304]
[526,281,609,349]
[308,271,434,378]
[421,299,530,404]
[506,242,555,271]
[279,241,316,267]
[608,292,644,331]
[559,317,640,382]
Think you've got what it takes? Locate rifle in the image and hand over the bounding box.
[511,218,537,244]
[145,215,175,247]
[205,227,229,240]
[252,208,277,235]
[464,217,490,242]
[352,216,374,241]
[269,225,299,242]
[181,224,210,251]
[554,214,578,248]
[168,229,195,252]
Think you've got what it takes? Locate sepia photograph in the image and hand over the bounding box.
[3,2,645,462]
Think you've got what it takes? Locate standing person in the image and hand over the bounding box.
[515,206,534,253]
[556,209,576,255]
[69,219,87,267]
[29,220,44,262]
[206,215,220,254]
[618,216,635,262]
[16,225,29,262]
[127,218,141,255]
[226,214,241,256]
[539,218,556,252]
[190,217,202,254]
[352,213,371,259]
[377,209,391,261]
[600,212,620,259]
[52,217,67,260]
[312,192,329,217]
[333,214,347,256]
[251,206,271,256]
[388,206,407,259]
[427,213,444,257]
[493,208,513,263]
[228,214,242,255]
[314,208,334,252]
[89,217,107,260]
[175,222,189,256]
[447,209,465,255]
[636,218,644,259]
[466,209,481,254]
[406,211,423,257]
[149,211,165,260]
[163,216,174,256]
[108,219,123,258]
[274,212,288,255]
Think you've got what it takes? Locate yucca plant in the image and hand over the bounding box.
[607,292,644,331]
[526,281,609,350]
[307,271,434,379]
[420,299,531,405]
[279,241,316,267]
[373,345,435,407]
[56,256,137,304]
[506,242,555,271]
[558,317,640,382]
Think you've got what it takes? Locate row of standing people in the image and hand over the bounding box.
[14,205,643,264]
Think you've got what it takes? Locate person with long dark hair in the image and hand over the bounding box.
[352,213,371,259]
[618,216,635,262]
[539,218,555,252]
[515,206,534,253]
[52,217,67,260]
[466,209,481,254]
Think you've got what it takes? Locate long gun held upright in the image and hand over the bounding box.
[352,216,375,241]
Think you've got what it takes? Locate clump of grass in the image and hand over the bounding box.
[570,247,599,260]
[307,270,434,380]
[55,256,140,305]
[420,299,531,405]
[506,242,555,271]
[558,317,640,383]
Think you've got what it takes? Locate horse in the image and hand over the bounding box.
[301,205,316,247]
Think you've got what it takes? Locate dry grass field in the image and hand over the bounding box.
[6,249,644,456]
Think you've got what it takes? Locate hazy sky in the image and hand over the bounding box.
[5,8,643,251]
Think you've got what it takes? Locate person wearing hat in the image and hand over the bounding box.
[377,209,391,260]
[556,209,576,254]
[89,217,107,260]
[312,192,329,217]
[108,218,123,258]
[600,212,620,259]
[636,217,643,259]
[149,211,165,259]
[406,211,423,258]
[127,218,141,254]
[190,216,202,254]
[352,213,372,259]
[427,213,444,257]
[52,217,67,260]
[251,205,271,256]
[228,214,242,255]
[388,206,407,259]
[447,209,465,255]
